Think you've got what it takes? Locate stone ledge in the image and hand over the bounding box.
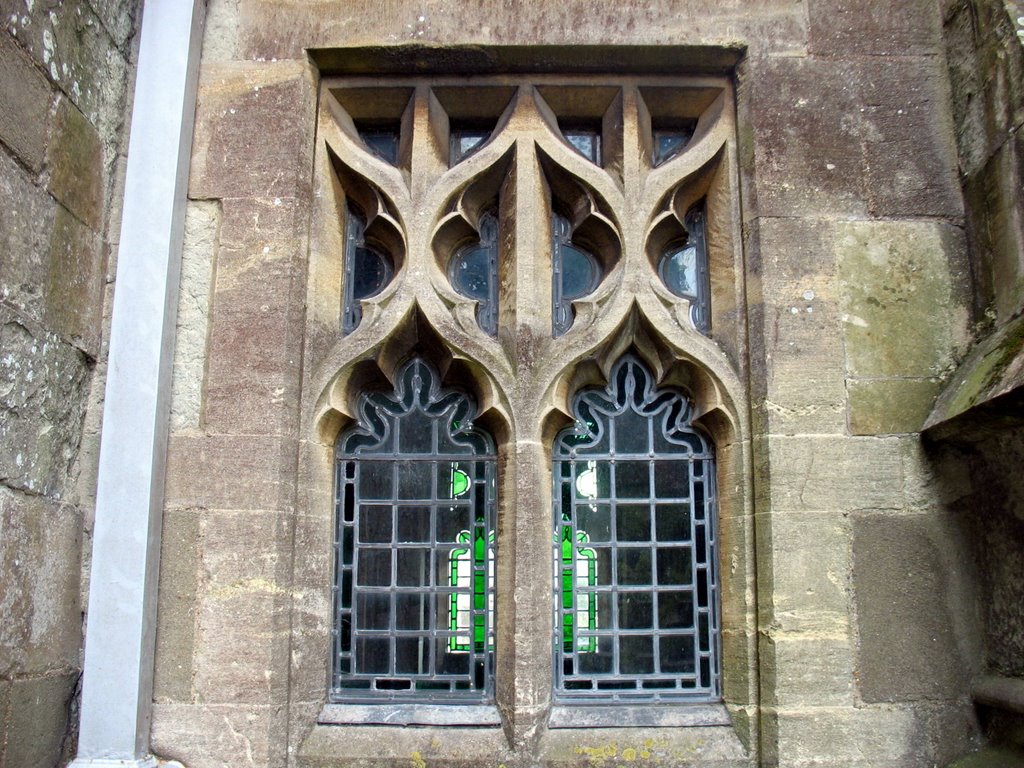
[924,312,1024,440]
[973,676,1024,715]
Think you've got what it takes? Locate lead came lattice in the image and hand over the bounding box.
[553,356,720,702]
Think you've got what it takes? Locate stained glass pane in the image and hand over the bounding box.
[553,356,719,702]
[657,203,710,334]
[343,206,394,334]
[333,358,496,703]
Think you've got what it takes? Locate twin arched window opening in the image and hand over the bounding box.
[331,356,719,705]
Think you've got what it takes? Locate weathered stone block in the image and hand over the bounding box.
[84,0,138,51]
[194,588,291,704]
[154,507,201,703]
[0,308,91,497]
[170,200,220,433]
[45,203,104,355]
[837,220,969,379]
[0,147,57,321]
[760,632,855,707]
[46,97,104,229]
[756,435,905,513]
[189,62,314,200]
[746,57,867,218]
[848,377,943,435]
[0,32,52,171]
[765,705,925,765]
[164,434,297,512]
[0,487,82,677]
[5,672,77,768]
[2,0,131,141]
[853,512,977,702]
[748,218,848,435]
[809,0,943,56]
[150,702,289,768]
[232,0,807,63]
[203,197,306,435]
[755,510,851,633]
[860,57,964,218]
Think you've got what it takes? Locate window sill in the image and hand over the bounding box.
[318,702,502,727]
[548,702,731,728]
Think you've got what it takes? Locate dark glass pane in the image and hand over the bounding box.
[655,503,691,542]
[396,505,431,543]
[616,504,651,542]
[620,635,654,674]
[563,129,601,164]
[359,505,392,543]
[659,244,698,298]
[357,593,391,630]
[398,411,434,454]
[352,246,392,300]
[450,129,490,164]
[659,635,695,673]
[437,507,471,543]
[360,130,399,165]
[355,638,390,674]
[397,461,433,500]
[699,613,710,652]
[577,504,612,542]
[613,408,649,454]
[652,125,695,166]
[615,461,649,499]
[395,593,429,630]
[654,461,689,498]
[358,463,392,500]
[560,244,598,299]
[581,647,610,675]
[438,644,470,675]
[657,591,694,629]
[618,593,653,629]
[396,548,429,587]
[656,547,692,586]
[617,548,652,585]
[450,245,492,300]
[395,637,430,674]
[357,549,391,586]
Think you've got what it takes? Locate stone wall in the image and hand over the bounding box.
[146,1,995,767]
[0,1,139,765]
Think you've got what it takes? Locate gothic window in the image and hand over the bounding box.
[332,358,496,702]
[311,67,748,739]
[553,356,719,702]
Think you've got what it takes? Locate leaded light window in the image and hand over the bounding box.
[552,213,601,337]
[658,203,710,334]
[333,358,496,702]
[553,356,720,702]
[449,211,499,336]
[342,205,393,334]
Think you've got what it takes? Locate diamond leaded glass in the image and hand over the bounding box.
[333,358,496,702]
[553,356,719,702]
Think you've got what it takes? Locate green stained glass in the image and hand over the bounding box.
[450,466,470,498]
[561,521,597,652]
[448,526,495,652]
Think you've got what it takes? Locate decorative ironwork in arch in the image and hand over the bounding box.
[333,358,496,702]
[553,355,720,702]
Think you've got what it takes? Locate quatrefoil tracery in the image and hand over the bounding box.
[314,79,739,401]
